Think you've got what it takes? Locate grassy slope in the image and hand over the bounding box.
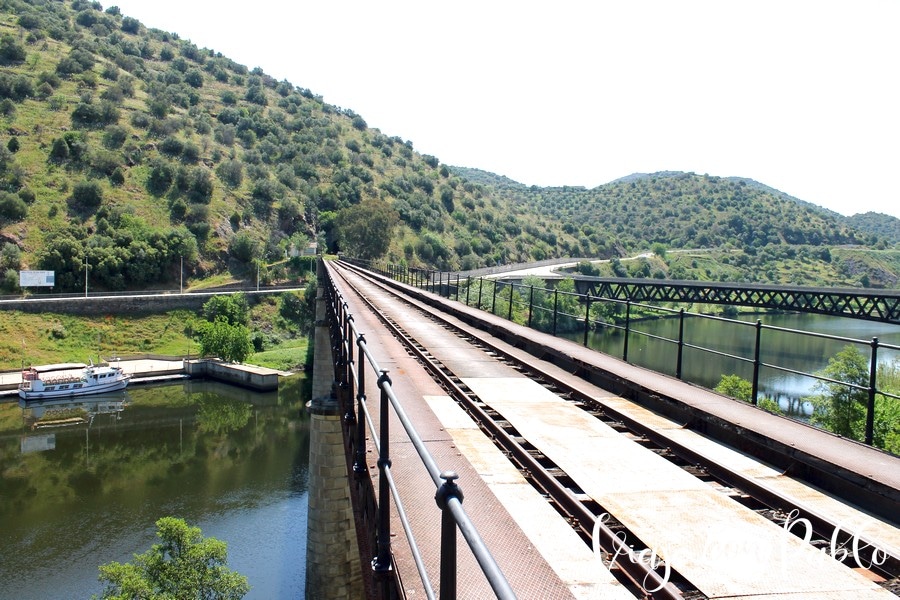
[0,305,308,372]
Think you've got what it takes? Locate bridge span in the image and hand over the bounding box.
[309,260,900,600]
[477,270,900,325]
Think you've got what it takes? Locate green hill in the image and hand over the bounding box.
[846,212,900,245]
[1,0,897,293]
[0,0,560,291]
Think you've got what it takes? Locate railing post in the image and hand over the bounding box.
[527,285,534,328]
[623,300,631,362]
[373,369,393,575]
[491,281,499,315]
[507,282,514,321]
[344,314,355,425]
[335,302,350,409]
[866,337,878,445]
[477,278,483,309]
[752,320,762,405]
[583,296,592,347]
[455,274,460,301]
[435,471,463,600]
[552,289,559,337]
[353,335,367,475]
[676,308,685,379]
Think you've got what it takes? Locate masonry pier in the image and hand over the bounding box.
[305,260,363,599]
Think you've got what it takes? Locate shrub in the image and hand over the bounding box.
[121,16,140,34]
[0,34,26,63]
[71,179,104,210]
[146,159,175,196]
[0,191,28,223]
[102,125,128,149]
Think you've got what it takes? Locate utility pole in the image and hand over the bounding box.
[84,253,88,298]
[180,256,183,294]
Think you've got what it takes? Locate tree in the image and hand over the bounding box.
[96,517,249,600]
[0,34,26,64]
[184,69,204,88]
[0,191,27,223]
[807,345,869,440]
[334,197,399,260]
[713,374,782,413]
[202,294,249,326]
[228,232,258,264]
[49,137,70,161]
[714,374,752,402]
[279,285,316,334]
[147,159,175,196]
[197,318,253,363]
[71,179,104,211]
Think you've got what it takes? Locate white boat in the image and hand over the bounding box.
[19,361,131,400]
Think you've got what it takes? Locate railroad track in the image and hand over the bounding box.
[331,260,900,599]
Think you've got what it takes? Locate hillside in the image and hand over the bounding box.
[0,0,898,293]
[846,212,900,245]
[0,0,567,292]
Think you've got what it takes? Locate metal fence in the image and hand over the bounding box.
[353,259,900,449]
[323,263,516,600]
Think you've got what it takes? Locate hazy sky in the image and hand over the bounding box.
[109,0,899,218]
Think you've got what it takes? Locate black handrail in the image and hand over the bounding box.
[323,262,516,600]
[352,258,900,449]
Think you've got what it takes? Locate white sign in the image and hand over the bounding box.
[19,270,55,287]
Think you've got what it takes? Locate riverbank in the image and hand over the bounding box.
[0,357,292,398]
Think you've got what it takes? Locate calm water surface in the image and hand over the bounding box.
[0,376,311,599]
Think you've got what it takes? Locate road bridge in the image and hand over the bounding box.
[308,260,900,600]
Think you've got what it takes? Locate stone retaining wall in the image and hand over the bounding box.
[0,294,208,315]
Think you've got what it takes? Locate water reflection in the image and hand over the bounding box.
[0,375,311,600]
[566,312,900,415]
[19,392,128,431]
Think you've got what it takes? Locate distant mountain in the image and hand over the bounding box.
[0,0,896,293]
[846,212,900,245]
[459,169,873,255]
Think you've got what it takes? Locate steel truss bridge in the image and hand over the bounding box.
[529,276,900,325]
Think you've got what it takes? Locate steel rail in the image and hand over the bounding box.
[337,260,900,587]
[334,261,685,599]
[327,262,517,600]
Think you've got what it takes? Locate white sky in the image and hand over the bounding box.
[108,0,899,218]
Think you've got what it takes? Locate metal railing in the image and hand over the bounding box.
[352,259,900,449]
[323,263,516,600]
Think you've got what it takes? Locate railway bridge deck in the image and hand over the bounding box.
[321,261,899,599]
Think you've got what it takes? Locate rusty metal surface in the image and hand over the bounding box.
[401,277,900,503]
[333,269,589,599]
[462,376,895,599]
[330,263,900,599]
